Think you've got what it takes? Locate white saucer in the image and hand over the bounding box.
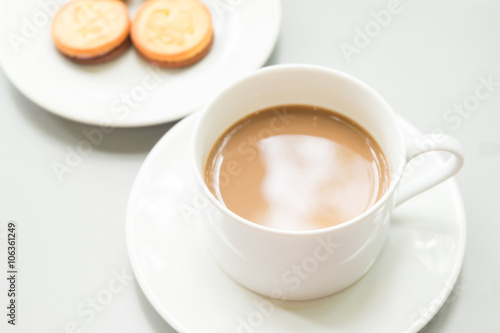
[0,0,280,127]
[126,114,466,333]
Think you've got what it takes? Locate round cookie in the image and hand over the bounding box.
[52,0,131,64]
[131,0,214,68]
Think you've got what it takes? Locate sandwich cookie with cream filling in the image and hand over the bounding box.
[131,0,214,68]
[52,0,131,65]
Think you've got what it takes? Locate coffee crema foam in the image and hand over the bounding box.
[204,105,390,231]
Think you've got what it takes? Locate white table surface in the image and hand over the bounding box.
[1,0,499,332]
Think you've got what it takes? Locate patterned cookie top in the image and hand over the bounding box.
[52,0,130,58]
[132,0,212,58]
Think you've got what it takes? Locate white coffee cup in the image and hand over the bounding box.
[191,64,463,301]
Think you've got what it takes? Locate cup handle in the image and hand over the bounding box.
[396,134,464,207]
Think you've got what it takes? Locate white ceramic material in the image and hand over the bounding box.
[0,0,281,127]
[126,113,466,333]
[191,65,464,300]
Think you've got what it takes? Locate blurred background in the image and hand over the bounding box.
[1,0,499,332]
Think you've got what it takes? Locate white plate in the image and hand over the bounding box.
[0,0,281,127]
[126,114,466,333]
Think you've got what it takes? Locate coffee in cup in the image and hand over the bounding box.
[191,64,463,300]
[204,104,390,231]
